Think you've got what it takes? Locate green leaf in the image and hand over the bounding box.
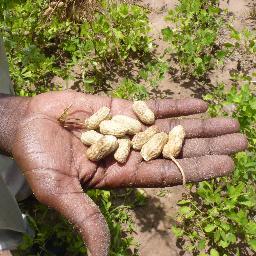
[245,222,256,235]
[228,210,248,226]
[248,240,256,251]
[203,94,213,100]
[161,27,173,41]
[194,57,202,64]
[84,79,95,84]
[219,239,229,248]
[177,199,191,205]
[171,226,184,238]
[226,233,236,243]
[221,223,230,231]
[204,224,216,233]
[210,248,220,256]
[230,29,241,40]
[186,210,196,218]
[180,206,191,215]
[198,239,206,250]
[216,50,227,60]
[214,230,221,242]
[224,42,234,48]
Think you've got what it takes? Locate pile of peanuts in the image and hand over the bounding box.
[79,101,186,182]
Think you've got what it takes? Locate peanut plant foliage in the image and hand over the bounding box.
[173,75,256,255]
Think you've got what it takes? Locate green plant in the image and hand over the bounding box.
[87,190,139,256]
[1,0,154,95]
[173,74,256,255]
[222,26,256,66]
[248,3,256,21]
[112,78,149,100]
[86,2,153,60]
[16,190,139,256]
[138,58,168,87]
[1,0,67,95]
[68,1,154,92]
[162,0,228,78]
[16,203,87,256]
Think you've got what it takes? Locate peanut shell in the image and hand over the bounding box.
[114,138,131,163]
[85,106,111,130]
[86,135,118,161]
[132,125,159,150]
[99,120,129,137]
[132,101,155,125]
[141,132,168,161]
[162,125,185,159]
[112,115,142,135]
[81,130,103,146]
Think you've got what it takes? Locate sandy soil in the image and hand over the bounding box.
[130,0,255,255]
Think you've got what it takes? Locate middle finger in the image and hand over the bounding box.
[155,117,240,138]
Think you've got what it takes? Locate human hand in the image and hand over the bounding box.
[11,91,247,256]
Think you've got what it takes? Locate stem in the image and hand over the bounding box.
[170,155,186,185]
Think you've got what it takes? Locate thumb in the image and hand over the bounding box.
[32,169,110,256]
[25,168,110,256]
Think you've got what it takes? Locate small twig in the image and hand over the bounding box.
[46,0,62,23]
[170,155,186,185]
[63,120,86,128]
[58,103,73,123]
[58,104,86,130]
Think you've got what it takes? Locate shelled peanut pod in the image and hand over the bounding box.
[132,125,159,150]
[112,115,142,135]
[141,132,168,161]
[81,130,104,146]
[114,138,131,163]
[85,106,111,130]
[162,125,185,159]
[132,101,155,125]
[86,135,118,161]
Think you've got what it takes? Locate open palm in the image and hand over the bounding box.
[12,90,247,256]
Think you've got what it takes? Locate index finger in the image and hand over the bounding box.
[147,98,208,118]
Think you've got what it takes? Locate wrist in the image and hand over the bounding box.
[0,94,30,156]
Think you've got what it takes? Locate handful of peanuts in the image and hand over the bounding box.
[79,101,187,184]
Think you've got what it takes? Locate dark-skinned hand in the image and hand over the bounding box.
[11,91,247,256]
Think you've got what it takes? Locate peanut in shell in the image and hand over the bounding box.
[114,138,131,163]
[132,101,155,125]
[162,125,185,159]
[112,115,142,135]
[85,106,111,130]
[86,135,118,161]
[141,132,168,161]
[81,130,104,146]
[99,120,129,137]
[132,125,159,150]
